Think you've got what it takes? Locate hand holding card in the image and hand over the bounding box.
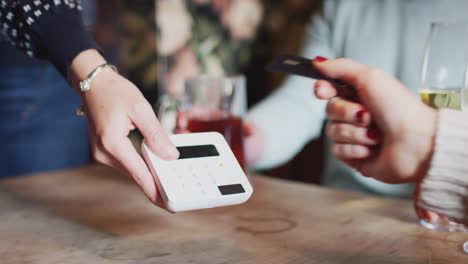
[265,55,355,98]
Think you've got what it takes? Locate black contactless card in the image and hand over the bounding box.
[265,55,353,91]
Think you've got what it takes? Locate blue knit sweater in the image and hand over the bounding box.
[0,0,99,78]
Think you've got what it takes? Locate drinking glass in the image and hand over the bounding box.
[160,75,247,169]
[416,21,468,231]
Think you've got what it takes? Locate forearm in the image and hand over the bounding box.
[244,0,333,170]
[245,76,326,170]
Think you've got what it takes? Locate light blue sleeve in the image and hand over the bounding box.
[246,2,337,170]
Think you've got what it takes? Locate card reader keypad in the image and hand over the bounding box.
[161,155,244,200]
[142,132,252,212]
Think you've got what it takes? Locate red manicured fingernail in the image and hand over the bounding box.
[355,110,367,123]
[314,56,329,62]
[367,129,378,140]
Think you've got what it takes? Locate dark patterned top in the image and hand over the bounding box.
[0,0,99,77]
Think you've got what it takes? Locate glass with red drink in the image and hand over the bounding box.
[175,76,247,169]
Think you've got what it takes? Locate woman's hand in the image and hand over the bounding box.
[243,121,264,166]
[313,58,438,183]
[70,49,179,205]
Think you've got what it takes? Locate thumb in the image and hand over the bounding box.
[312,57,370,89]
[313,57,416,119]
[131,102,179,160]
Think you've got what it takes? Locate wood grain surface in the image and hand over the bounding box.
[1,165,467,263]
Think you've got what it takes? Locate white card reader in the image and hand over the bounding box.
[142,132,253,212]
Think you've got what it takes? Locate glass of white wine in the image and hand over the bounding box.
[416,21,468,232]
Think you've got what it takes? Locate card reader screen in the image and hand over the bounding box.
[176,145,220,159]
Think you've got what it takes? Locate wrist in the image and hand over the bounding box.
[70,49,107,93]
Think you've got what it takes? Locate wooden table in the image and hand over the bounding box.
[1,165,467,263]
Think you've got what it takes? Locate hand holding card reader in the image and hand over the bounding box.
[142,132,253,212]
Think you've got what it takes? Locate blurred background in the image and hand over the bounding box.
[89,0,324,184]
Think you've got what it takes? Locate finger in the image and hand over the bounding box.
[174,128,191,134]
[130,102,179,160]
[331,143,373,160]
[314,80,356,100]
[342,159,367,175]
[314,80,338,99]
[89,131,123,169]
[92,146,120,168]
[243,121,255,137]
[176,111,189,132]
[312,57,371,88]
[313,57,415,110]
[92,144,146,182]
[153,193,168,210]
[98,133,159,203]
[326,97,371,126]
[326,122,380,145]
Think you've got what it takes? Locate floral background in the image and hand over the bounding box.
[121,0,319,106]
[156,0,263,99]
[119,0,323,183]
